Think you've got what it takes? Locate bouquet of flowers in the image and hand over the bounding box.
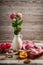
[10,13,23,35]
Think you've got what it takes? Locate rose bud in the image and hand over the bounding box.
[16,13,22,18]
[10,13,15,20]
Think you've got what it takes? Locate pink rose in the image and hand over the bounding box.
[16,13,22,18]
[10,13,15,20]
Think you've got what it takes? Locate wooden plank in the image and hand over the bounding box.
[0,0,43,42]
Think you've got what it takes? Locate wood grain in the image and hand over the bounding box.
[0,0,43,42]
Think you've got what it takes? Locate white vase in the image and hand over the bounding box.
[12,34,23,50]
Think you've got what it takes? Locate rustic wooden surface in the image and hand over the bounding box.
[0,53,43,65]
[0,53,43,60]
[0,42,43,65]
[0,0,43,42]
[0,60,43,65]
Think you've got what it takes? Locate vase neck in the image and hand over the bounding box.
[14,34,20,37]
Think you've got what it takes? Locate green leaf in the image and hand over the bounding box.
[12,19,18,27]
[18,19,23,26]
[14,27,21,35]
[12,22,17,27]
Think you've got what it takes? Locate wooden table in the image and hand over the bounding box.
[0,42,43,65]
[0,55,43,65]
